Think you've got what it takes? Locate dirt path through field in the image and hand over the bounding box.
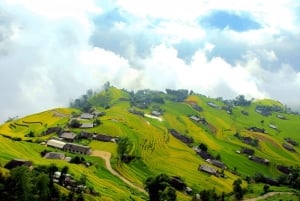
[91,150,147,194]
[243,192,293,201]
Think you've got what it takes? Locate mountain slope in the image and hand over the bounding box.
[0,87,299,200]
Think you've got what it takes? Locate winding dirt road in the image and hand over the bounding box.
[243,192,294,201]
[91,150,147,194]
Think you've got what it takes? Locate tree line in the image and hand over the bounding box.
[0,164,86,201]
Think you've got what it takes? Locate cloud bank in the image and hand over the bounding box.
[0,0,300,122]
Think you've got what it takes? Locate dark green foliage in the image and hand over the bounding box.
[263,184,270,194]
[166,89,189,102]
[70,90,93,112]
[144,173,176,201]
[233,179,243,200]
[233,95,251,106]
[198,143,208,152]
[117,137,134,163]
[0,165,82,201]
[26,130,35,137]
[70,156,85,164]
[196,188,224,201]
[93,119,101,126]
[130,89,165,109]
[69,119,82,128]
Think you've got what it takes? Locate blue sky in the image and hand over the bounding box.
[0,0,300,121]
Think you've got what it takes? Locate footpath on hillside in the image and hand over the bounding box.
[243,192,293,201]
[91,150,147,194]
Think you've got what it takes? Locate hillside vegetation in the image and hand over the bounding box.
[0,86,300,200]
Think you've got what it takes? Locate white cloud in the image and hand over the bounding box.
[1,0,300,122]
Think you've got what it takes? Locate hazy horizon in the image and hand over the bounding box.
[1,0,300,122]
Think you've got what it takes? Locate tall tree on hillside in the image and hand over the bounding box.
[9,166,32,201]
[144,174,176,201]
[232,179,243,200]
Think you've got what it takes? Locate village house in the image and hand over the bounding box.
[63,143,91,155]
[168,129,193,144]
[269,124,278,130]
[80,123,94,129]
[207,159,227,169]
[277,114,286,120]
[151,110,162,116]
[196,150,215,160]
[198,165,218,176]
[79,131,93,139]
[47,139,66,149]
[247,126,265,133]
[60,132,77,142]
[189,115,207,124]
[282,143,295,151]
[241,147,254,155]
[285,138,298,146]
[207,102,218,108]
[4,159,32,170]
[80,113,94,119]
[44,152,65,160]
[277,165,291,174]
[248,155,269,165]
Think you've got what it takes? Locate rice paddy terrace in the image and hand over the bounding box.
[0,87,299,200]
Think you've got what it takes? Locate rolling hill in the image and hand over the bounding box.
[0,86,299,200]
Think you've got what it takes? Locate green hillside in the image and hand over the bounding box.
[0,87,299,200]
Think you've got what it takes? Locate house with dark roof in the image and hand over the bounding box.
[285,138,298,146]
[63,143,91,155]
[168,129,193,144]
[248,155,269,165]
[283,143,295,152]
[196,150,215,160]
[93,134,116,142]
[277,165,291,174]
[4,159,32,170]
[44,152,65,160]
[189,115,207,124]
[247,126,265,133]
[241,148,254,155]
[60,132,77,142]
[79,131,93,139]
[208,159,227,169]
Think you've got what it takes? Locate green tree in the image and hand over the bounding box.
[233,179,243,200]
[117,137,132,161]
[35,173,50,201]
[198,143,208,152]
[69,119,81,128]
[160,186,176,201]
[144,173,176,201]
[263,184,270,194]
[9,166,32,201]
